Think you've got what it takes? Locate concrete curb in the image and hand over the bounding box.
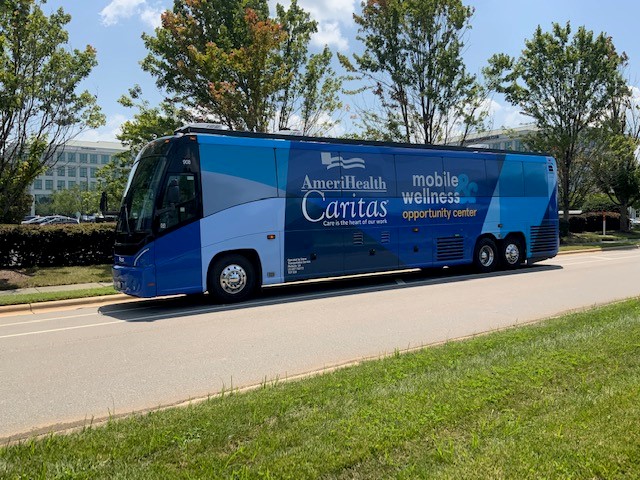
[0,293,132,316]
[557,244,639,255]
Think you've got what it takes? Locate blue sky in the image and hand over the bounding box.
[42,0,640,142]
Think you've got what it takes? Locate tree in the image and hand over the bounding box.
[94,85,186,209]
[0,0,104,223]
[591,92,640,231]
[273,3,342,134]
[484,22,628,221]
[141,0,341,134]
[340,0,487,144]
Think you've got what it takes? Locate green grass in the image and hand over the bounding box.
[0,287,118,306]
[2,299,640,478]
[561,230,640,251]
[0,264,112,291]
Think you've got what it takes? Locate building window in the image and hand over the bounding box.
[57,180,66,190]
[45,179,53,190]
[67,152,76,162]
[79,153,88,164]
[90,167,97,178]
[101,154,110,164]
[45,167,54,176]
[79,181,88,191]
[57,166,65,176]
[68,166,76,177]
[68,180,76,188]
[90,181,97,190]
[34,179,43,190]
[79,167,87,178]
[90,154,98,164]
[504,141,513,150]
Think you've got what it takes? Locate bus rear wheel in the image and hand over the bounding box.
[501,236,524,269]
[208,254,256,303]
[474,238,498,273]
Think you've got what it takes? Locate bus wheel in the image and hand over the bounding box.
[474,238,498,273]
[208,254,256,303]
[501,236,524,269]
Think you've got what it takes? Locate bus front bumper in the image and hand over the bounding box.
[112,264,157,298]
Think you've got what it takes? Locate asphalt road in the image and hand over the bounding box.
[1,249,639,441]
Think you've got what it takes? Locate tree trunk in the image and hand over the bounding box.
[619,204,629,233]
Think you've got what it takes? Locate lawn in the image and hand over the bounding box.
[2,299,639,478]
[560,229,640,251]
[0,264,112,291]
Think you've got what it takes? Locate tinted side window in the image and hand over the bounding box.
[523,162,548,197]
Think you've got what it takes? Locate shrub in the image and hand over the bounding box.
[0,223,116,268]
[568,212,620,233]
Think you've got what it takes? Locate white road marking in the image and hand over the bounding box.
[0,312,97,328]
[0,320,126,340]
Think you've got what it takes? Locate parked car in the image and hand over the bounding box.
[39,215,79,225]
[20,216,47,224]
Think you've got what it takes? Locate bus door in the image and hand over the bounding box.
[154,140,203,295]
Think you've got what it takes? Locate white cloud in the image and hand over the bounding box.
[485,98,533,130]
[269,0,355,50]
[76,114,128,143]
[100,0,146,26]
[139,7,164,29]
[313,21,349,51]
[100,0,165,29]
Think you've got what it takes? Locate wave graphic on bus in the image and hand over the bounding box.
[321,152,366,170]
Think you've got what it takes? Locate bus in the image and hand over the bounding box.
[112,124,558,302]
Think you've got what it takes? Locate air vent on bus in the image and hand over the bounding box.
[530,224,557,254]
[381,231,391,244]
[436,236,464,261]
[353,232,364,245]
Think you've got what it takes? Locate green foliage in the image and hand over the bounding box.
[0,0,104,223]
[48,185,101,216]
[141,0,341,134]
[341,0,486,144]
[590,94,640,232]
[274,3,342,134]
[582,193,620,213]
[568,212,621,233]
[0,223,115,268]
[484,21,628,220]
[2,192,32,224]
[95,85,187,207]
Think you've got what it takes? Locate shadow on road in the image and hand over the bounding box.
[98,263,563,323]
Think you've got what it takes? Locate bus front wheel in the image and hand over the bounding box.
[208,254,256,303]
[474,238,498,273]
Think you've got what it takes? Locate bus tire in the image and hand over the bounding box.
[474,238,498,273]
[208,254,256,303]
[501,235,524,269]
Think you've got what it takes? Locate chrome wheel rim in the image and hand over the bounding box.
[504,243,520,265]
[479,245,495,267]
[220,264,247,294]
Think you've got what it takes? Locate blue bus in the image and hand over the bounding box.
[113,124,558,302]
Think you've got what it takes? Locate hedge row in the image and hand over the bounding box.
[0,224,116,268]
[568,212,621,233]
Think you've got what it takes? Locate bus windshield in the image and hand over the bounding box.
[116,155,167,235]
